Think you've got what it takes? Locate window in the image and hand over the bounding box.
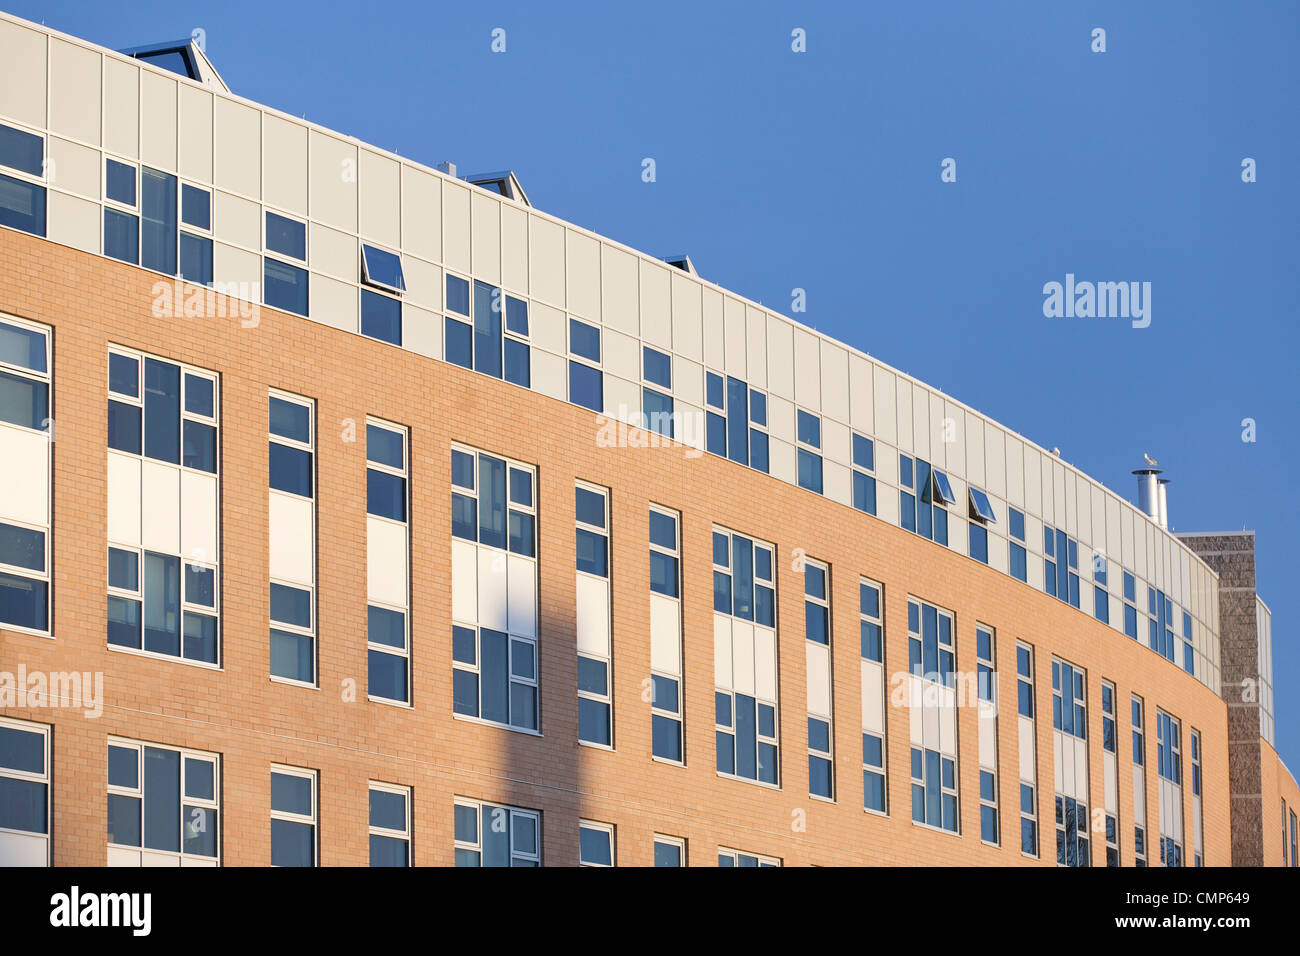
[0,123,46,237]
[1145,587,1177,662]
[899,455,948,545]
[1017,641,1039,857]
[907,597,955,684]
[1156,710,1183,867]
[451,446,539,732]
[713,529,779,785]
[269,392,315,685]
[967,487,995,564]
[1008,507,1027,582]
[270,767,316,866]
[264,211,308,316]
[368,783,411,867]
[718,847,779,867]
[1132,695,1148,866]
[860,579,886,813]
[1055,794,1090,867]
[107,739,219,864]
[805,560,833,800]
[650,507,683,763]
[453,799,540,866]
[977,625,999,845]
[704,372,768,474]
[1042,525,1080,608]
[1190,729,1203,867]
[851,433,876,515]
[0,317,51,634]
[361,244,406,294]
[579,821,614,866]
[568,318,603,412]
[911,745,958,833]
[0,717,50,865]
[1101,681,1116,755]
[576,483,613,747]
[906,597,959,832]
[443,276,529,387]
[795,409,823,493]
[1020,784,1039,857]
[102,163,184,277]
[0,123,44,176]
[366,420,410,704]
[1122,572,1139,640]
[653,834,685,867]
[1182,611,1194,675]
[1051,658,1086,740]
[642,346,674,438]
[1284,806,1294,868]
[107,349,220,665]
[361,289,402,346]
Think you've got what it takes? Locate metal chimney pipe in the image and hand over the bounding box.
[1133,467,1162,523]
[1157,479,1169,530]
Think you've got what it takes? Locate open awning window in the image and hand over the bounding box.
[969,487,997,523]
[362,244,406,295]
[931,470,956,506]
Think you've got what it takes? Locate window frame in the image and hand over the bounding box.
[366,417,411,706]
[578,819,615,867]
[107,736,221,864]
[576,480,613,750]
[269,764,317,867]
[0,715,51,863]
[368,781,412,867]
[268,389,317,687]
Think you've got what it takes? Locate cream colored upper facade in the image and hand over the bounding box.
[0,10,1222,692]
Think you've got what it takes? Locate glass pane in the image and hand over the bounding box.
[271,772,312,815]
[370,834,408,866]
[182,420,216,472]
[143,358,180,464]
[271,818,314,866]
[726,376,748,465]
[569,361,602,412]
[504,296,528,335]
[569,319,601,362]
[184,564,215,607]
[107,400,141,454]
[472,281,502,377]
[509,510,534,557]
[653,841,682,867]
[446,274,470,315]
[181,184,210,229]
[269,396,310,442]
[503,338,530,387]
[361,290,402,346]
[481,630,509,724]
[270,583,311,628]
[182,612,217,663]
[0,124,45,177]
[366,470,407,522]
[0,727,44,774]
[575,528,608,577]
[89,173,134,242]
[577,656,608,695]
[367,605,405,649]
[578,698,611,746]
[264,259,309,316]
[652,714,682,761]
[445,317,472,368]
[141,167,177,275]
[368,650,408,702]
[178,232,213,286]
[184,759,214,800]
[143,553,181,656]
[643,346,671,388]
[142,746,181,852]
[369,788,406,831]
[0,523,43,571]
[270,629,313,683]
[366,424,404,469]
[0,171,45,236]
[104,208,139,264]
[579,826,612,865]
[361,245,405,291]
[107,352,138,396]
[478,455,506,548]
[269,443,312,496]
[265,212,306,260]
[183,805,217,856]
[0,320,46,373]
[106,595,141,648]
[106,793,140,846]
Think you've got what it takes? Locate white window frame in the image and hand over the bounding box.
[106,736,221,865]
[366,417,411,706]
[649,505,683,765]
[368,781,411,867]
[712,526,779,789]
[450,444,540,734]
[269,389,316,687]
[578,819,615,867]
[106,345,221,668]
[270,764,317,867]
[576,480,613,750]
[718,846,780,867]
[804,558,833,802]
[653,833,686,867]
[976,623,999,847]
[0,314,52,638]
[453,798,541,866]
[860,577,887,817]
[0,715,51,865]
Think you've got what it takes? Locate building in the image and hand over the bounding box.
[0,11,1295,867]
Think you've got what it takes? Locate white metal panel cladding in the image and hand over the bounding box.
[268,491,312,586]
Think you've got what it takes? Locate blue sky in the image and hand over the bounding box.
[17,0,1298,768]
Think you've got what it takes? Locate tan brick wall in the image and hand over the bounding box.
[0,229,1234,866]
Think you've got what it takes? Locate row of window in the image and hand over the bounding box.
[2,719,789,866]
